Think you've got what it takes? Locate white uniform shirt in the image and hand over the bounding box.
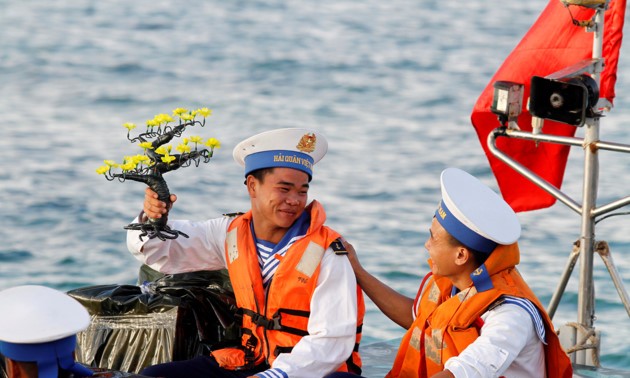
[412,296,546,378]
[127,216,359,378]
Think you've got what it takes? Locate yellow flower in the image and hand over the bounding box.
[123,122,136,131]
[146,119,158,127]
[154,113,174,124]
[176,143,191,153]
[132,155,150,164]
[180,113,194,121]
[173,108,188,116]
[189,135,203,144]
[197,108,212,117]
[120,161,137,171]
[139,142,154,150]
[205,138,221,148]
[103,160,117,167]
[182,138,189,145]
[161,154,176,164]
[155,146,168,155]
[96,166,110,175]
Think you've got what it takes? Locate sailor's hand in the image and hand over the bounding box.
[143,187,177,219]
[340,237,362,273]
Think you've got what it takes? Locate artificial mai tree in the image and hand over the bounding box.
[97,107,220,240]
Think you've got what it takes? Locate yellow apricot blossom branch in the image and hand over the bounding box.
[96,106,220,178]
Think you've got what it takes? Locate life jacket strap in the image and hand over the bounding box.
[346,352,362,375]
[209,328,262,370]
[239,308,311,335]
[238,308,280,329]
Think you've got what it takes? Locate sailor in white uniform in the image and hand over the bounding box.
[343,167,572,378]
[127,128,361,378]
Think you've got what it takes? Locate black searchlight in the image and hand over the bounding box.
[529,74,599,127]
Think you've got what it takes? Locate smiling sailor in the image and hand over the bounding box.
[342,167,573,378]
[128,128,364,378]
[0,285,93,378]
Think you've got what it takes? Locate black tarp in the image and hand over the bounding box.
[68,269,239,374]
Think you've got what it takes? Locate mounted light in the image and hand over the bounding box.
[491,81,524,126]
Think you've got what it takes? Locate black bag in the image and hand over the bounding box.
[68,268,239,374]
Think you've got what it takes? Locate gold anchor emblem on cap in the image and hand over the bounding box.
[297,133,316,153]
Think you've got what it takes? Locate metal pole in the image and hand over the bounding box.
[575,6,605,365]
[596,241,630,317]
[487,130,582,214]
[548,241,581,319]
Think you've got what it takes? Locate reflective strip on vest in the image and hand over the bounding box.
[227,228,238,263]
[296,241,325,278]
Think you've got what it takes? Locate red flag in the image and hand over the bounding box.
[471,0,626,212]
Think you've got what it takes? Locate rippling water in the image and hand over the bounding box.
[2,0,630,370]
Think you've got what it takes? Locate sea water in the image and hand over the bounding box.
[2,0,630,371]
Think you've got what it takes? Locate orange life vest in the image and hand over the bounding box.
[216,200,364,374]
[387,243,572,378]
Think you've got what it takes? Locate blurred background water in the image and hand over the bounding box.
[2,0,630,371]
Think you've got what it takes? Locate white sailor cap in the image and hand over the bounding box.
[435,168,521,254]
[0,285,93,378]
[233,128,328,179]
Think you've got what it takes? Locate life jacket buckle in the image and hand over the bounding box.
[251,313,282,330]
[270,315,282,330]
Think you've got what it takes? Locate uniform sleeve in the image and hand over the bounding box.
[255,248,359,378]
[126,216,231,274]
[443,303,538,378]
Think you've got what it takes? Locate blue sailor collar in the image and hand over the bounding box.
[250,210,311,255]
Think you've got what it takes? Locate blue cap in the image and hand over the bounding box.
[233,128,328,178]
[435,168,521,253]
[0,285,93,377]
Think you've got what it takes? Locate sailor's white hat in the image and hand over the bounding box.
[233,128,328,179]
[435,168,521,253]
[0,285,93,378]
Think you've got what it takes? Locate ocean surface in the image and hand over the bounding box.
[2,0,630,371]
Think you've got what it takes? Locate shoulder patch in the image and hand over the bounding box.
[330,238,347,255]
[222,212,245,218]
